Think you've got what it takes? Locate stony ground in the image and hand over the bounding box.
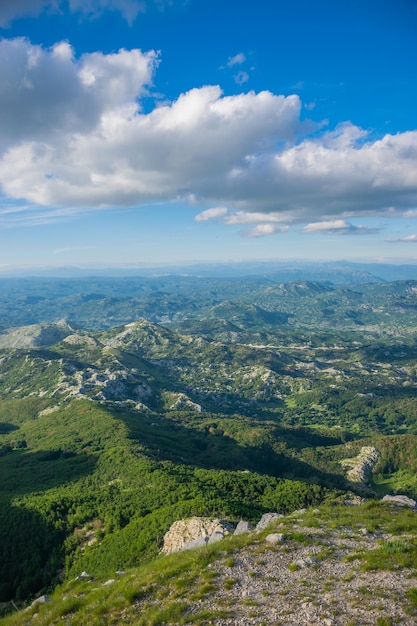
[164,512,417,625]
[5,507,417,625]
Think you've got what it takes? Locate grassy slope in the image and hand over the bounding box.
[3,502,417,625]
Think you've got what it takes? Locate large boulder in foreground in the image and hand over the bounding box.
[161,517,234,554]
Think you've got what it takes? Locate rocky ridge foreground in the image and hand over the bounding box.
[11,498,417,626]
[156,499,417,625]
[201,521,417,625]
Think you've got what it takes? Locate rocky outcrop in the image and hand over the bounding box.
[161,517,234,554]
[340,446,380,484]
[382,494,417,510]
[162,513,289,555]
[162,493,417,558]
[167,392,203,412]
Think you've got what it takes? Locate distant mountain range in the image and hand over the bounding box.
[1,260,416,281]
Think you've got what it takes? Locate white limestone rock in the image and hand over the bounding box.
[161,517,234,554]
[265,533,285,544]
[382,494,417,510]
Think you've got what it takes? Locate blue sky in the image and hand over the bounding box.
[0,0,417,271]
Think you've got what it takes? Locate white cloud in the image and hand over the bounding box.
[227,53,246,68]
[0,0,55,27]
[245,224,289,238]
[0,40,302,209]
[404,210,417,218]
[0,203,85,227]
[304,102,316,111]
[224,211,286,225]
[194,208,290,238]
[302,220,376,235]
[0,0,149,26]
[0,39,157,152]
[69,0,146,24]
[264,127,417,217]
[54,245,98,254]
[234,71,249,86]
[387,234,417,242]
[0,38,417,231]
[303,219,352,233]
[194,207,228,222]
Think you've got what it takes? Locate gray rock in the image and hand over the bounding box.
[30,595,51,608]
[256,512,284,531]
[291,508,307,516]
[382,494,417,510]
[208,531,226,544]
[265,533,285,544]
[184,536,208,550]
[234,520,254,535]
[343,494,365,506]
[294,556,317,568]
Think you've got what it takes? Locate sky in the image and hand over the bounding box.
[0,0,417,271]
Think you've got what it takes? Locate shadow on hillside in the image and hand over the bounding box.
[1,447,96,495]
[0,422,19,435]
[0,447,96,602]
[361,342,417,364]
[114,407,347,491]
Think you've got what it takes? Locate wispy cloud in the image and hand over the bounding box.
[0,202,86,227]
[227,52,246,68]
[386,234,417,242]
[234,70,249,85]
[224,211,287,225]
[195,208,289,238]
[302,220,378,235]
[54,245,98,254]
[245,223,289,238]
[0,0,157,27]
[194,206,228,222]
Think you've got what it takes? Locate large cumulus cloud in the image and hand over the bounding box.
[0,39,157,150]
[0,38,416,229]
